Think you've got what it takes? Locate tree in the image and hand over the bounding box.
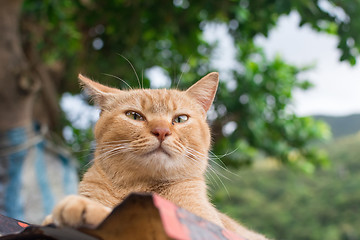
[212,132,360,239]
[0,0,35,131]
[2,0,359,171]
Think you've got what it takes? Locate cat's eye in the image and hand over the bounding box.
[173,115,189,124]
[125,111,145,121]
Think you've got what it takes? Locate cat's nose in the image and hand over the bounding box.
[151,127,171,142]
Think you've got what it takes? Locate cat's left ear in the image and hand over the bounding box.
[186,72,219,113]
[78,74,121,109]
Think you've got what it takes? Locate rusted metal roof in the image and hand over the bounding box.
[0,193,245,240]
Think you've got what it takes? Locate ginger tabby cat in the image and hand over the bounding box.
[44,72,268,240]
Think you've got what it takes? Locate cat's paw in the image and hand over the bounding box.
[44,195,111,228]
[42,214,54,225]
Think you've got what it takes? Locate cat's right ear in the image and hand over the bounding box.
[78,74,121,109]
[186,72,219,113]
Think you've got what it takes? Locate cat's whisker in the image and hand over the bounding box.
[118,54,141,89]
[102,73,133,90]
[101,144,131,152]
[102,151,124,161]
[130,139,149,145]
[209,148,240,169]
[98,147,129,157]
[78,151,96,160]
[97,144,129,150]
[186,147,211,157]
[97,143,131,150]
[207,163,231,181]
[184,151,207,173]
[184,150,204,163]
[185,148,207,158]
[209,148,239,159]
[96,151,120,161]
[72,150,96,170]
[173,148,184,156]
[206,170,224,194]
[209,152,229,169]
[185,148,232,196]
[176,56,191,89]
[184,152,202,167]
[98,143,130,151]
[96,144,132,160]
[100,139,132,144]
[130,137,152,144]
[130,141,154,149]
[82,159,95,170]
[141,69,144,89]
[207,164,230,198]
[185,156,205,173]
[98,141,131,147]
[70,147,96,153]
[205,167,221,189]
[185,152,219,180]
[208,159,239,179]
[98,149,129,162]
[172,64,177,88]
[187,147,239,178]
[170,143,184,155]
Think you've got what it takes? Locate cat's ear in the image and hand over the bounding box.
[78,74,121,108]
[186,72,219,112]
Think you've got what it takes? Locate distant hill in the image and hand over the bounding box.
[211,132,360,240]
[314,114,360,138]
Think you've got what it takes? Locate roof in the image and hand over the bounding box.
[0,193,245,240]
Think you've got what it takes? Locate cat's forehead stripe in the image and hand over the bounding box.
[132,89,181,114]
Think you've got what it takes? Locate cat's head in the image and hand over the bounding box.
[79,72,219,181]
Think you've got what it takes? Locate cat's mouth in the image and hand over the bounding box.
[146,146,171,157]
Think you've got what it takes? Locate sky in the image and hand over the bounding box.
[256,12,360,116]
[202,12,360,117]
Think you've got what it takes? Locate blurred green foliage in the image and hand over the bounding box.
[211,132,360,239]
[20,0,360,170]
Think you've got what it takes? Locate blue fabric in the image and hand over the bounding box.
[6,127,26,146]
[5,127,26,220]
[35,142,54,216]
[0,124,79,223]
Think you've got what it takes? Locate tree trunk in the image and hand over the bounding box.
[0,0,60,132]
[0,0,38,130]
